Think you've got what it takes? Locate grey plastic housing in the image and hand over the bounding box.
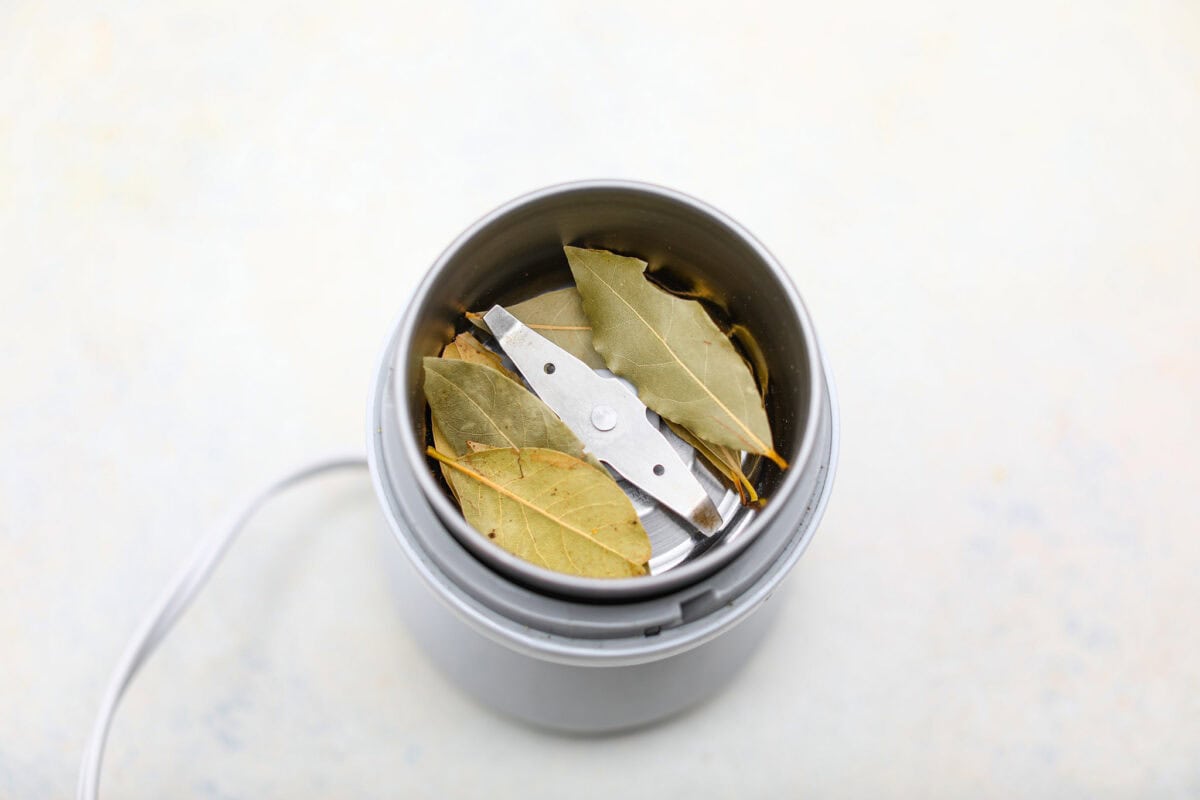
[367,181,837,727]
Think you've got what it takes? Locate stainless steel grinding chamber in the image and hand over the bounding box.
[368,180,838,732]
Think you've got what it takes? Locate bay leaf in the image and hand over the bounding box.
[430,334,516,498]
[644,268,729,311]
[729,323,770,396]
[666,420,759,505]
[430,418,460,501]
[423,357,600,467]
[565,246,786,468]
[427,446,651,578]
[468,287,606,369]
[443,331,521,382]
[430,342,463,499]
[637,280,767,394]
[430,418,456,456]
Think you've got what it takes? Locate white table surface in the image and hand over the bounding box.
[3,1,1199,797]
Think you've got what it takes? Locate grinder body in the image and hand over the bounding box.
[368,181,838,731]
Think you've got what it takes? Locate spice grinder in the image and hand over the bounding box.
[368,180,838,732]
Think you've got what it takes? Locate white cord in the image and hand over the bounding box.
[77,455,369,800]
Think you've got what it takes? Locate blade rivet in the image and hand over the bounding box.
[590,405,618,431]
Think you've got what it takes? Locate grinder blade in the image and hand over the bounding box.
[483,305,723,536]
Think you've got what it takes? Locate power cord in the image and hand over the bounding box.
[77,455,369,800]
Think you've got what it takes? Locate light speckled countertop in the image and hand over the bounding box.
[3,2,1199,797]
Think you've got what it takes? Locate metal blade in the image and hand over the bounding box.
[483,305,723,536]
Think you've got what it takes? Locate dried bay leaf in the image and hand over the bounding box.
[427,446,651,578]
[423,357,600,467]
[443,331,521,382]
[432,336,512,450]
[637,279,767,394]
[644,268,729,315]
[468,287,606,369]
[430,342,465,498]
[430,417,460,500]
[430,334,517,497]
[730,323,770,396]
[666,420,759,505]
[430,418,456,456]
[565,246,786,469]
